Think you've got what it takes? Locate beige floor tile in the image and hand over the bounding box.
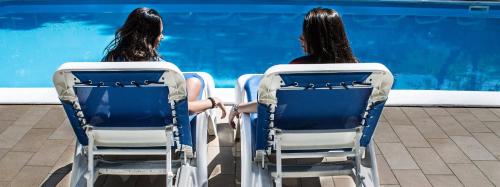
[383,107,413,126]
[424,108,449,116]
[55,172,71,187]
[0,182,8,187]
[469,108,500,122]
[48,120,74,140]
[446,108,470,113]
[410,119,447,139]
[474,161,500,186]
[380,185,400,187]
[27,139,70,166]
[431,116,470,136]
[0,105,31,121]
[300,177,322,187]
[450,136,495,160]
[428,138,471,164]
[51,146,74,173]
[11,128,54,152]
[392,125,430,147]
[393,170,432,187]
[10,165,52,187]
[490,108,500,118]
[401,107,428,119]
[449,163,493,187]
[377,143,418,169]
[0,149,7,159]
[333,176,355,187]
[11,106,51,127]
[33,106,67,129]
[209,174,235,187]
[472,133,500,158]
[484,122,500,137]
[207,123,234,147]
[408,148,451,174]
[0,151,33,181]
[0,120,14,134]
[319,176,335,187]
[450,112,491,133]
[0,126,32,149]
[374,122,400,143]
[208,147,235,177]
[425,174,463,187]
[376,155,398,185]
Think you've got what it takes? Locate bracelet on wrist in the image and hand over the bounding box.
[207,97,216,109]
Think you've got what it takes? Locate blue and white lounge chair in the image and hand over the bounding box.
[235,63,393,187]
[53,62,217,187]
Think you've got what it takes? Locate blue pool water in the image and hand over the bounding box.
[0,1,499,90]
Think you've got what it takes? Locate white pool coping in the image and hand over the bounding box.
[0,88,498,107]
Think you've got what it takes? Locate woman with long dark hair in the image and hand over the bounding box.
[228,7,357,127]
[103,7,226,116]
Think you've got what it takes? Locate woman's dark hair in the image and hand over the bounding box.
[302,7,357,63]
[103,7,163,61]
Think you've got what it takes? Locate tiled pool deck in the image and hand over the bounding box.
[0,105,500,187]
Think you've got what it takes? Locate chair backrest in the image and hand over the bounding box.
[255,63,393,151]
[53,62,192,147]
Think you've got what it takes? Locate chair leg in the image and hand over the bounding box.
[166,129,173,187]
[368,141,380,187]
[86,131,94,187]
[354,128,362,187]
[274,134,282,187]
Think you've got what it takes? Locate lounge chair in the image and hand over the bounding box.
[53,62,217,187]
[235,63,393,187]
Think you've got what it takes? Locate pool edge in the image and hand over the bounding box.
[0,88,498,107]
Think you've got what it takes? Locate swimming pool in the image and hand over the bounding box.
[1,1,499,90]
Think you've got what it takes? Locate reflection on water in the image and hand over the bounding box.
[0,6,499,90]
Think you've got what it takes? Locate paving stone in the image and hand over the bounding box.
[55,172,71,187]
[376,155,398,185]
[27,139,70,166]
[0,126,31,149]
[208,147,235,177]
[449,111,491,133]
[10,165,52,187]
[209,174,235,187]
[374,122,400,143]
[424,108,449,116]
[333,176,355,187]
[380,185,400,187]
[48,119,74,140]
[0,151,33,181]
[448,163,494,187]
[383,107,413,126]
[0,149,7,159]
[393,170,432,187]
[208,123,234,147]
[402,108,448,138]
[11,128,53,152]
[33,106,67,129]
[484,122,500,137]
[318,176,335,187]
[11,106,51,127]
[377,143,418,169]
[408,148,451,174]
[490,108,500,118]
[282,178,300,187]
[0,182,9,187]
[428,138,471,164]
[469,108,500,122]
[0,120,13,134]
[425,175,463,187]
[0,105,31,121]
[300,177,322,187]
[474,161,500,186]
[472,133,500,158]
[450,136,495,160]
[446,108,470,113]
[431,116,470,136]
[392,125,430,147]
[51,146,74,173]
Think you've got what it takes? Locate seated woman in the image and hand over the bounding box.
[102,7,226,117]
[228,7,358,127]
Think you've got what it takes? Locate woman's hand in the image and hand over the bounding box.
[228,105,240,129]
[212,97,226,119]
